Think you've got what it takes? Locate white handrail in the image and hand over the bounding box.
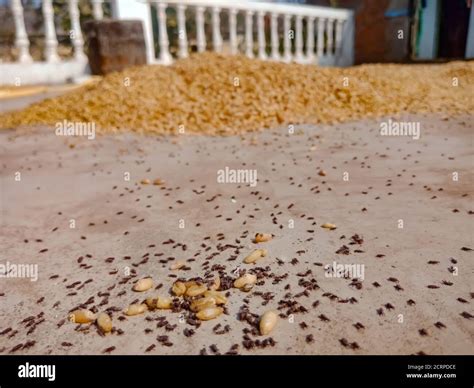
[2,0,104,85]
[128,0,354,66]
[147,0,352,19]
[7,0,104,65]
[2,0,355,86]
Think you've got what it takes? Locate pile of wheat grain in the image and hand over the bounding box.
[1,53,472,135]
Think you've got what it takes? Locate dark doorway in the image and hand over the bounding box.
[438,0,471,58]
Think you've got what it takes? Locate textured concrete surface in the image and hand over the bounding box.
[0,113,472,355]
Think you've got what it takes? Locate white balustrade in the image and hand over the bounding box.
[2,0,102,85]
[144,0,354,66]
[177,4,188,58]
[1,0,354,86]
[245,10,254,58]
[42,0,59,63]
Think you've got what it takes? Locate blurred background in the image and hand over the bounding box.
[0,0,474,64]
[0,0,472,65]
[0,0,472,95]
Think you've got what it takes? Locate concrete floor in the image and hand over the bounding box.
[0,92,62,114]
[0,113,473,355]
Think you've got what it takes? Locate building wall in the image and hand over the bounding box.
[307,0,412,64]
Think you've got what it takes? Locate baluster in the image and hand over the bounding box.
[177,4,188,58]
[306,16,315,62]
[316,17,325,57]
[196,6,206,53]
[335,19,344,55]
[229,8,238,55]
[91,0,103,20]
[327,18,334,55]
[156,2,171,63]
[42,0,59,63]
[212,7,222,52]
[257,11,266,60]
[68,0,86,61]
[283,14,291,62]
[270,13,279,61]
[245,10,254,58]
[10,0,32,63]
[295,15,303,62]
